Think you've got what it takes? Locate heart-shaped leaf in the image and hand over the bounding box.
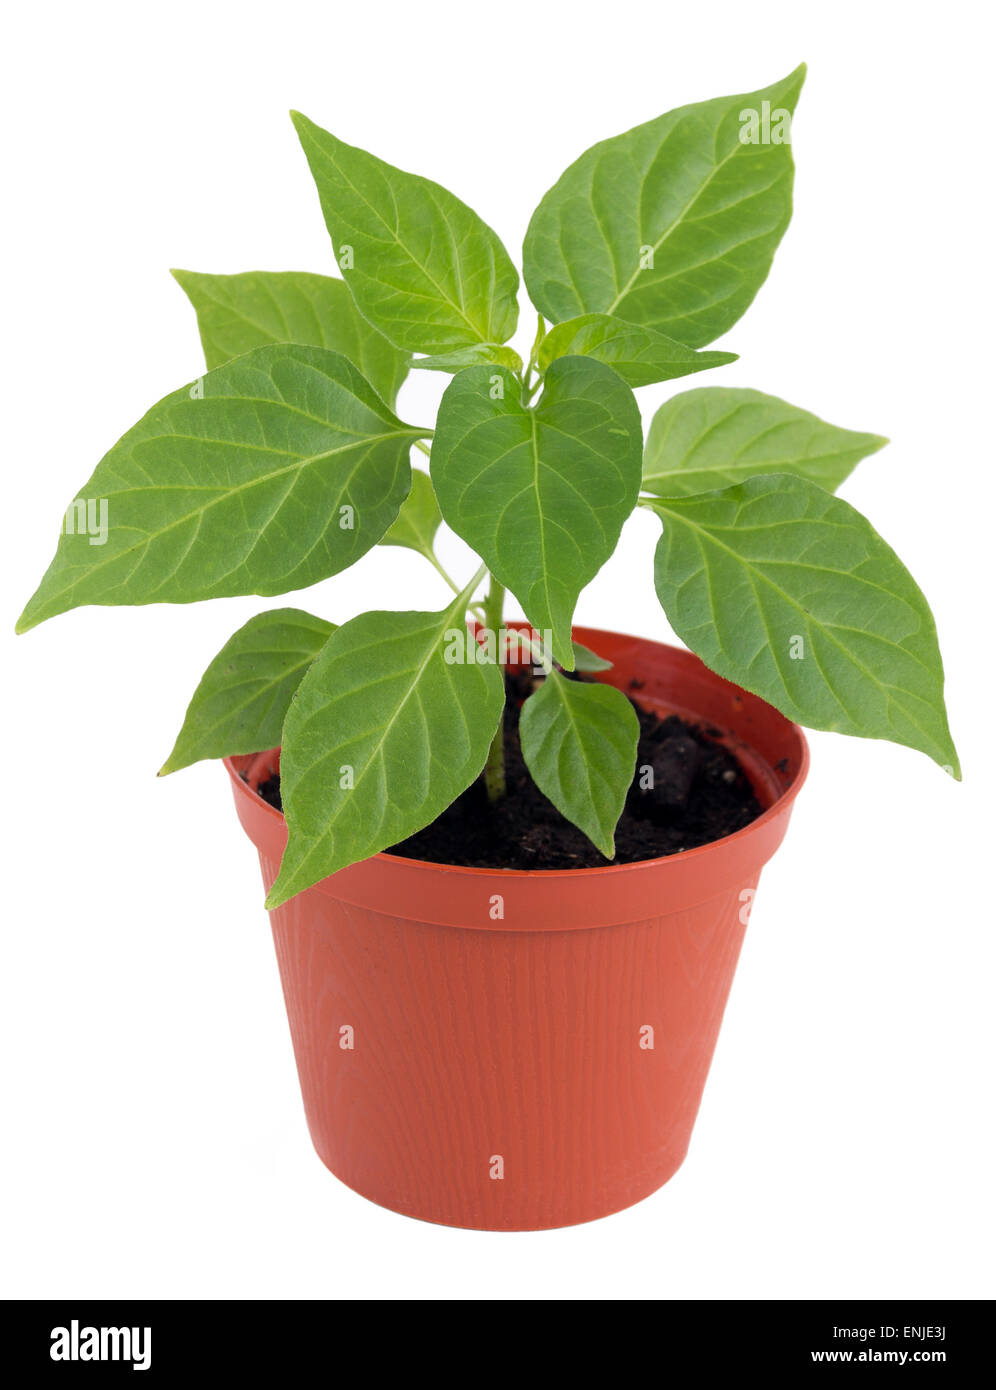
[647,475,960,774]
[519,671,639,857]
[538,314,736,387]
[523,65,805,347]
[17,345,425,633]
[160,607,335,774]
[172,269,410,406]
[430,357,643,668]
[292,112,519,355]
[643,387,887,498]
[266,585,504,907]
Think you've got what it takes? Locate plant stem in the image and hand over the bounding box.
[427,552,461,594]
[527,312,546,380]
[518,312,547,405]
[482,571,506,803]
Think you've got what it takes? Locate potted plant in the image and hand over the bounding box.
[17,65,958,1230]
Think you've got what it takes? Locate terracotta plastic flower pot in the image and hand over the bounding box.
[225,629,809,1230]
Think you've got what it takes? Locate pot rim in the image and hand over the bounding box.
[224,627,810,882]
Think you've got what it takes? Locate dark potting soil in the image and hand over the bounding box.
[253,671,764,870]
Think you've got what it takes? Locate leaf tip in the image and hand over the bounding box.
[940,752,962,782]
[771,61,808,109]
[14,602,40,635]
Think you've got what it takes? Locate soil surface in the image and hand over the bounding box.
[254,671,764,870]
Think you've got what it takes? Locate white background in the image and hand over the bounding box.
[3,1,993,1301]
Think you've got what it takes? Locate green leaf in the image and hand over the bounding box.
[379,468,442,562]
[523,65,806,347]
[266,585,504,906]
[519,671,639,857]
[291,112,520,355]
[647,475,960,775]
[570,640,612,672]
[17,345,424,633]
[159,607,335,774]
[412,344,523,374]
[430,357,643,669]
[171,269,410,406]
[643,387,888,498]
[537,314,736,387]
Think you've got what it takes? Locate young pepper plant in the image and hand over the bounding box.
[17,65,959,908]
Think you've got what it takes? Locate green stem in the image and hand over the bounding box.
[518,312,547,406]
[426,551,461,594]
[527,311,546,379]
[482,572,507,803]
